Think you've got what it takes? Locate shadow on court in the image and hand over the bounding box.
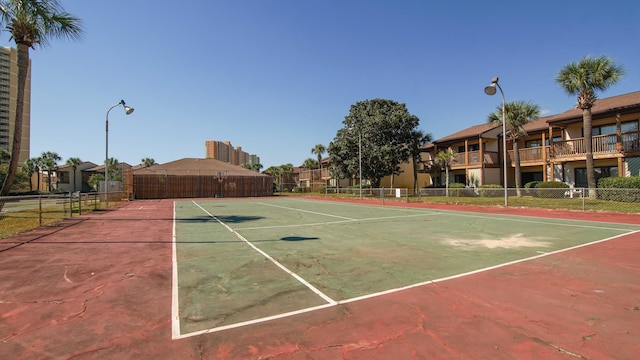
[280,236,319,241]
[1,198,640,359]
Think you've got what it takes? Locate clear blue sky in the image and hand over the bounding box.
[11,0,640,170]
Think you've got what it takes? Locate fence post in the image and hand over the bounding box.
[38,195,42,226]
[381,187,385,205]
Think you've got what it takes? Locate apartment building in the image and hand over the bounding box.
[205,140,260,168]
[0,46,31,166]
[422,91,640,188]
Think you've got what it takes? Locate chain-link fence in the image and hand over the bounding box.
[300,186,640,213]
[413,187,640,213]
[0,192,127,239]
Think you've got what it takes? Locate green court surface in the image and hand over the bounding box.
[172,198,640,337]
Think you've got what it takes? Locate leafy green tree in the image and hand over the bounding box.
[66,157,82,192]
[328,99,421,187]
[40,151,60,191]
[435,149,456,197]
[141,158,156,167]
[311,144,326,170]
[0,149,9,188]
[243,162,263,172]
[88,173,103,191]
[251,163,263,172]
[555,55,625,195]
[488,101,540,196]
[0,148,9,162]
[0,0,82,196]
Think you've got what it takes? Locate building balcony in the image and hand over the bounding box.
[508,146,550,165]
[552,131,640,160]
[450,151,499,169]
[507,131,640,165]
[298,168,331,182]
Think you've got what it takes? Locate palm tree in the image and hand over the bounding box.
[141,158,156,167]
[435,149,456,197]
[66,157,82,192]
[22,157,39,191]
[251,163,263,172]
[311,144,326,170]
[0,0,82,196]
[488,100,540,196]
[40,151,60,191]
[556,55,625,195]
[265,165,283,192]
[301,158,318,170]
[409,129,432,194]
[106,157,121,181]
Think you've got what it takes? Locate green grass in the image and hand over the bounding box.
[407,195,640,213]
[290,191,640,213]
[0,199,118,239]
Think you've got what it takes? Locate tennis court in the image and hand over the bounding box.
[3,198,640,359]
[172,198,640,338]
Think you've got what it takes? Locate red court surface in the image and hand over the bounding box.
[1,198,639,359]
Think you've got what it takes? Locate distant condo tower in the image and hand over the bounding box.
[205,140,260,167]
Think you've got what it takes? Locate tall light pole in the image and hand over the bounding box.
[358,130,362,199]
[105,100,134,207]
[484,77,508,206]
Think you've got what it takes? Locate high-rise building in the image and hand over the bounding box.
[205,140,260,167]
[0,46,30,166]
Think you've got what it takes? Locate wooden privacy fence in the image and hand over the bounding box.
[133,175,274,199]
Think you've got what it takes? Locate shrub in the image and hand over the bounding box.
[524,181,542,196]
[532,181,569,198]
[479,184,502,197]
[598,176,640,188]
[524,181,541,189]
[597,176,640,202]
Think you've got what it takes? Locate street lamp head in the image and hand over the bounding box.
[484,76,500,96]
[119,100,134,115]
[484,84,497,96]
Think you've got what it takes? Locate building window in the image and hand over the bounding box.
[522,172,543,184]
[58,171,70,184]
[453,174,466,185]
[588,120,638,136]
[525,139,542,148]
[574,166,618,188]
[621,120,638,133]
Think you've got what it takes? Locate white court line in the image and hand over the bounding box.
[191,201,337,305]
[289,197,639,231]
[171,202,180,339]
[236,212,439,231]
[257,201,355,220]
[339,229,640,304]
[439,211,638,232]
[172,303,336,339]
